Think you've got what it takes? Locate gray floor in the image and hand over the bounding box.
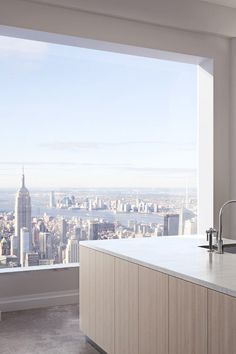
[0,305,99,354]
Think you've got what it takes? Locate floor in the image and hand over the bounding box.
[0,305,99,354]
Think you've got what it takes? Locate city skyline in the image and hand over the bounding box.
[0,35,197,189]
[0,172,197,268]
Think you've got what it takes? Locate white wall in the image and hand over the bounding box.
[229,39,236,237]
[198,62,214,234]
[0,0,231,234]
[0,265,79,312]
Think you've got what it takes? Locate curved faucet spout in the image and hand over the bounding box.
[218,200,236,253]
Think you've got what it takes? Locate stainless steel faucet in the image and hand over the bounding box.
[206,228,217,252]
[217,200,236,253]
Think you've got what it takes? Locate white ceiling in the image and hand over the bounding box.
[24,0,236,11]
[19,0,236,37]
[201,0,236,8]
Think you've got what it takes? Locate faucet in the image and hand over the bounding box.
[206,228,217,252]
[217,200,236,253]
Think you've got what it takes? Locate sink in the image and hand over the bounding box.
[199,245,218,250]
[199,243,236,253]
[222,244,236,254]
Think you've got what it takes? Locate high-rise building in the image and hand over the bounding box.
[178,207,196,235]
[15,173,32,259]
[49,191,56,208]
[10,235,18,256]
[60,218,67,243]
[65,235,79,263]
[74,226,82,241]
[32,226,40,247]
[57,243,65,263]
[88,221,100,240]
[39,232,52,259]
[25,252,39,267]
[71,195,75,205]
[88,220,115,240]
[20,227,30,267]
[163,214,179,236]
[38,220,47,233]
[184,217,197,235]
[0,237,8,256]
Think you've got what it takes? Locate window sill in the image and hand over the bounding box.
[0,263,80,274]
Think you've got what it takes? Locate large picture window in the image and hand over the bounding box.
[0,35,197,268]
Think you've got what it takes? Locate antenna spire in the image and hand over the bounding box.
[22,166,25,188]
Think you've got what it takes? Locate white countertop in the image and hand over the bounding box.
[80,235,236,297]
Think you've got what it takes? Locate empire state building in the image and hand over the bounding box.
[14,173,32,257]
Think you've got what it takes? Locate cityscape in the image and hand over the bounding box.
[0,173,197,269]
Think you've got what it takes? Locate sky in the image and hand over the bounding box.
[0,35,197,189]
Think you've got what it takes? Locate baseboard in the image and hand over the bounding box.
[0,289,79,312]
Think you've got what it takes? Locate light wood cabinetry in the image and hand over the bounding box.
[80,246,236,354]
[139,265,168,354]
[208,289,236,354]
[80,246,96,341]
[95,251,115,354]
[80,246,115,353]
[114,258,139,354]
[169,276,208,354]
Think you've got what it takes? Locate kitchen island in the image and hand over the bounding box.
[80,236,236,354]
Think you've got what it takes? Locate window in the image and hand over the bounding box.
[0,35,197,268]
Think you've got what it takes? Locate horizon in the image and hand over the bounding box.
[0,172,197,193]
[0,186,197,192]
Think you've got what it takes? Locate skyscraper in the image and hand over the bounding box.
[15,173,32,259]
[39,232,52,259]
[25,252,40,267]
[0,237,8,256]
[60,218,67,243]
[65,235,79,263]
[88,221,99,240]
[178,207,195,235]
[20,227,30,267]
[163,214,179,236]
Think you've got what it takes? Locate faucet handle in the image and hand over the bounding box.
[206,228,217,252]
[206,228,216,240]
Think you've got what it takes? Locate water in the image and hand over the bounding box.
[38,208,163,227]
[0,196,163,227]
[0,190,165,226]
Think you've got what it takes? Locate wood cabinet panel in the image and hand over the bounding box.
[169,277,207,354]
[139,266,168,354]
[95,251,115,354]
[114,258,139,354]
[208,289,236,354]
[79,246,96,341]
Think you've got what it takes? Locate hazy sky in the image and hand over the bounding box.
[0,35,197,189]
